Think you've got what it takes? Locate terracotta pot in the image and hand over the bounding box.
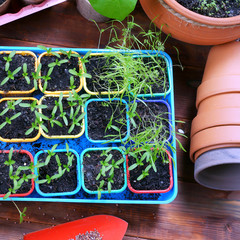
[190,126,240,162]
[139,0,240,45]
[198,93,240,114]
[196,42,240,108]
[202,42,240,82]
[76,0,110,22]
[191,108,240,137]
[194,148,240,191]
[0,0,11,15]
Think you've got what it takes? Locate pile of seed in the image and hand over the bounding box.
[70,229,102,240]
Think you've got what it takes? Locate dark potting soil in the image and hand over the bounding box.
[41,96,83,136]
[0,53,35,92]
[133,56,169,95]
[128,152,170,191]
[40,54,80,91]
[70,229,102,240]
[85,55,124,93]
[0,151,33,195]
[176,0,240,18]
[131,102,170,141]
[0,100,38,139]
[83,150,125,192]
[87,101,127,141]
[37,152,78,193]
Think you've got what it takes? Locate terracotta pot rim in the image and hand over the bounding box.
[190,125,240,162]
[163,0,240,26]
[191,108,240,137]
[194,144,240,160]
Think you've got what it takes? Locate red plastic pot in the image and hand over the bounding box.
[24,215,128,240]
[126,149,173,194]
[140,0,240,45]
[0,150,34,197]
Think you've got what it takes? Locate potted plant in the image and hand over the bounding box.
[129,99,172,143]
[0,50,38,95]
[0,97,41,142]
[126,147,173,193]
[0,148,35,199]
[128,53,171,98]
[39,91,89,139]
[140,0,240,45]
[83,52,126,96]
[37,46,87,95]
[76,0,137,22]
[85,98,130,143]
[81,147,127,199]
[34,144,81,197]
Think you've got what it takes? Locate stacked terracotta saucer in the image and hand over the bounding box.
[190,41,240,190]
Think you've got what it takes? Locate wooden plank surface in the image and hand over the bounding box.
[1,0,239,240]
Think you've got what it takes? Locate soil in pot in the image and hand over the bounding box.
[130,56,169,95]
[176,0,240,18]
[128,151,171,191]
[82,149,125,192]
[84,55,124,93]
[0,151,33,195]
[130,101,171,142]
[0,99,38,140]
[87,100,128,141]
[37,152,78,194]
[41,96,84,137]
[40,54,81,92]
[0,52,35,92]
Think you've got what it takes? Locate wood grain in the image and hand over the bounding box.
[0,0,239,240]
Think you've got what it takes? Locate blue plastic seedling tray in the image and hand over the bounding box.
[0,46,177,204]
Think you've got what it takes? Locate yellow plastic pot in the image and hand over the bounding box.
[83,53,125,96]
[0,97,41,142]
[0,51,37,96]
[39,95,85,139]
[38,51,84,95]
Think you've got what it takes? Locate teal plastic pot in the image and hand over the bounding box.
[34,149,81,197]
[81,147,127,195]
[85,98,130,143]
[128,53,172,98]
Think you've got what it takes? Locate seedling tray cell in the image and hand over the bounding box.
[0,46,177,204]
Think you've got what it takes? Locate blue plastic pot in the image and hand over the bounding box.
[34,149,81,197]
[85,98,130,143]
[128,53,172,98]
[130,99,172,143]
[80,147,127,195]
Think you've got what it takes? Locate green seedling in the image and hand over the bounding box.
[69,68,92,79]
[48,58,68,68]
[59,50,80,59]
[0,99,22,116]
[31,63,42,90]
[38,45,60,58]
[41,67,53,92]
[0,112,21,130]
[22,63,30,84]
[1,67,22,86]
[3,51,16,71]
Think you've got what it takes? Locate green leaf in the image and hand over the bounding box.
[3,192,11,200]
[89,0,137,21]
[1,76,9,86]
